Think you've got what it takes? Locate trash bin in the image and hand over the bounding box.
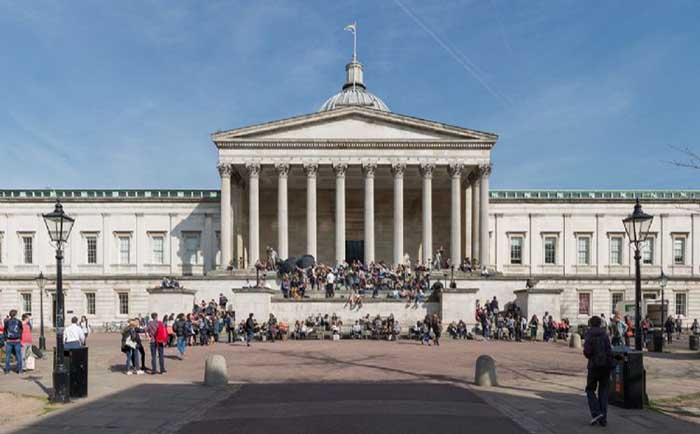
[690,335,700,351]
[609,348,645,409]
[54,347,89,398]
[651,329,664,352]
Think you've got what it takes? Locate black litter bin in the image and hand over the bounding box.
[609,348,644,409]
[690,335,700,351]
[54,347,89,398]
[651,330,664,352]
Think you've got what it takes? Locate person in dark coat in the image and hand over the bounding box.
[245,313,255,347]
[583,315,613,427]
[431,314,442,346]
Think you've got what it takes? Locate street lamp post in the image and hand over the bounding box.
[622,198,654,351]
[36,272,47,351]
[42,200,75,403]
[660,271,668,341]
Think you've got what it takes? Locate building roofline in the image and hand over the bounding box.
[2,188,700,202]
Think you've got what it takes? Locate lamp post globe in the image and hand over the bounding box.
[35,272,47,351]
[42,200,75,403]
[622,198,654,351]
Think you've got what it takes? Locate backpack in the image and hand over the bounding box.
[155,321,168,343]
[590,335,610,369]
[5,318,21,340]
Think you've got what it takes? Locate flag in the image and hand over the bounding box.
[344,22,356,34]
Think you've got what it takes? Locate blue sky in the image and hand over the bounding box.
[1,0,699,190]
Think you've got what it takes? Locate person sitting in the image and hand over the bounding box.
[351,321,362,339]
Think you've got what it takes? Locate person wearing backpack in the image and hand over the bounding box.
[146,313,167,374]
[583,315,613,427]
[173,313,187,359]
[4,310,24,374]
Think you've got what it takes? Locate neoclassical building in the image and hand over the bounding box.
[1,57,698,327]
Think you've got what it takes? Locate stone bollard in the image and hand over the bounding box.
[474,355,498,387]
[569,333,582,349]
[204,354,228,386]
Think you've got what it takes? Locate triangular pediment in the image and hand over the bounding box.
[212,107,497,144]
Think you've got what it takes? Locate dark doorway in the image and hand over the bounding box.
[345,240,364,263]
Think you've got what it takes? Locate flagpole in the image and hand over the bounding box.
[353,23,357,91]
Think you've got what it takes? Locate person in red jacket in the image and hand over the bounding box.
[146,313,167,374]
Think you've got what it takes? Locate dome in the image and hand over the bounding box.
[319,60,390,112]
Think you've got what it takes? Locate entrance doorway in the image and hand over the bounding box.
[345,240,364,263]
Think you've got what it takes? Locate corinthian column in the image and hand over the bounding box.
[363,163,376,264]
[420,163,434,266]
[246,163,261,268]
[448,163,463,268]
[391,163,405,265]
[304,164,318,259]
[275,163,290,259]
[333,163,348,265]
[217,163,233,270]
[469,169,481,265]
[479,164,492,268]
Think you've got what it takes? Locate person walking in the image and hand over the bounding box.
[431,314,442,347]
[245,313,255,347]
[583,315,613,427]
[3,310,23,374]
[146,313,167,374]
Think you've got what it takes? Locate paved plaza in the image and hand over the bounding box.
[1,334,699,433]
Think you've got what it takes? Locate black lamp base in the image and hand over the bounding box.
[51,371,70,403]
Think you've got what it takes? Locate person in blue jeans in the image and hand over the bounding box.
[3,310,23,374]
[583,315,613,427]
[174,313,187,359]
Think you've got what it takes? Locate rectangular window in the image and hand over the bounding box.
[577,236,590,265]
[22,235,33,264]
[544,236,557,265]
[86,293,96,315]
[510,236,523,264]
[642,238,654,265]
[151,235,165,264]
[118,292,129,315]
[675,293,687,316]
[611,292,624,314]
[673,237,686,265]
[118,236,130,264]
[610,237,623,265]
[21,293,32,314]
[86,236,98,264]
[578,292,591,315]
[184,233,201,265]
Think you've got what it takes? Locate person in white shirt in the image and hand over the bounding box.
[64,316,86,350]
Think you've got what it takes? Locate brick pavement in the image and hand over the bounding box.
[1,333,698,433]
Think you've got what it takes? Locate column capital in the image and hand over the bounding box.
[362,162,377,178]
[448,163,464,178]
[303,163,319,177]
[275,163,290,178]
[479,163,493,178]
[391,163,406,177]
[419,163,435,178]
[217,163,233,178]
[245,163,261,177]
[333,163,348,177]
[467,168,481,184]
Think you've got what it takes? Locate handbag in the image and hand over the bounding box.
[26,355,36,370]
[125,336,137,349]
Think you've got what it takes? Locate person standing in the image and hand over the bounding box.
[79,316,91,345]
[146,313,167,375]
[245,313,255,347]
[583,316,613,427]
[64,316,86,349]
[431,314,442,347]
[20,314,33,370]
[4,310,23,374]
[173,313,187,359]
[224,311,236,343]
[121,319,144,375]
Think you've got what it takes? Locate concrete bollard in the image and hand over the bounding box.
[569,333,582,349]
[474,355,498,387]
[204,354,228,386]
